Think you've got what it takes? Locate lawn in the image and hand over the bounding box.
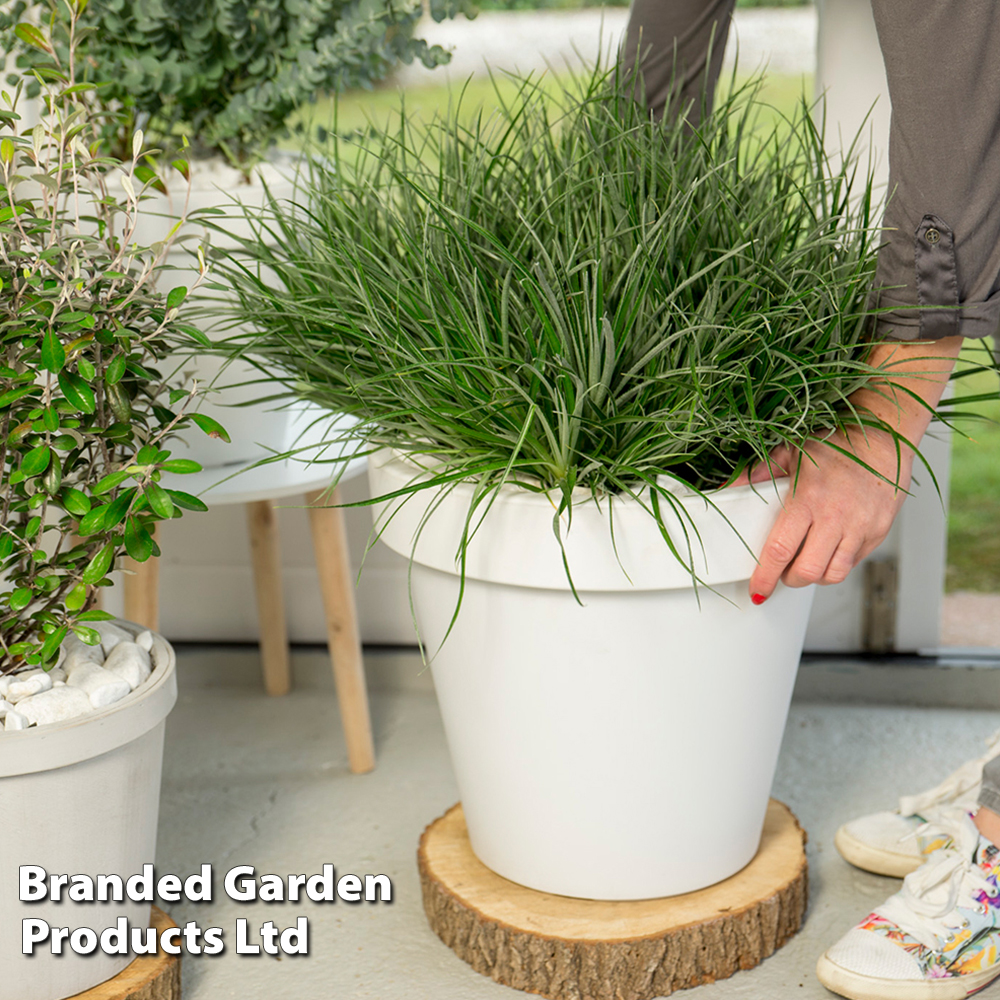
[946,341,1000,592]
[293,69,998,592]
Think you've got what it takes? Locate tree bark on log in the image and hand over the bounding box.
[419,800,807,1000]
[76,907,181,1000]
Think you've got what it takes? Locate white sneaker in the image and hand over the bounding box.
[818,812,1000,1000]
[835,731,1000,878]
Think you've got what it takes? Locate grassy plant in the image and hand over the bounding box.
[211,63,894,507]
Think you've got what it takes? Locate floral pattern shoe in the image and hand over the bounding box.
[835,731,1000,878]
[818,813,1000,1000]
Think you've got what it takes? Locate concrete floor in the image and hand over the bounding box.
[157,646,1000,1000]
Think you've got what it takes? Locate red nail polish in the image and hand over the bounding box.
[751,593,767,606]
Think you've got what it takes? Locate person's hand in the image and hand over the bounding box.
[733,427,914,603]
[733,334,963,603]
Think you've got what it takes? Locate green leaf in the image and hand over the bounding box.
[14,23,50,52]
[42,405,59,432]
[0,385,38,409]
[65,582,87,611]
[160,459,200,474]
[0,535,14,558]
[78,505,108,535]
[61,487,91,516]
[0,137,14,165]
[103,488,135,528]
[166,286,187,310]
[77,357,96,380]
[191,412,230,442]
[39,625,68,665]
[25,515,41,540]
[42,458,62,494]
[81,543,114,585]
[144,482,174,518]
[124,516,154,562]
[9,587,32,611]
[104,354,126,385]
[135,444,159,465]
[21,444,51,476]
[105,382,132,422]
[166,489,208,512]
[92,469,131,495]
[0,204,28,222]
[72,625,102,645]
[40,329,66,372]
[75,609,115,622]
[58,370,96,413]
[176,324,211,349]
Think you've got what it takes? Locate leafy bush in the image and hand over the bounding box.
[0,2,222,672]
[2,0,477,172]
[210,65,892,510]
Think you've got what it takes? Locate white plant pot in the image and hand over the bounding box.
[0,629,177,1000]
[132,155,307,468]
[369,450,815,900]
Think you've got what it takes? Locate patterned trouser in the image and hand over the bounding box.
[619,0,1000,345]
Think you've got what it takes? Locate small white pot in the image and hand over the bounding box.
[369,451,814,900]
[0,629,177,1000]
[132,155,308,468]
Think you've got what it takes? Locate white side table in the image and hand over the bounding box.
[123,412,376,774]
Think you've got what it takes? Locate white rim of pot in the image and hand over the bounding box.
[0,626,177,778]
[369,448,791,592]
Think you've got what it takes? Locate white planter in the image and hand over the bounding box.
[0,629,177,1000]
[369,450,814,900]
[132,155,307,468]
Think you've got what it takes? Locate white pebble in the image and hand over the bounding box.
[103,642,151,691]
[0,698,12,717]
[65,662,131,709]
[46,667,66,683]
[4,710,29,731]
[63,634,105,673]
[17,686,93,726]
[0,675,9,698]
[53,680,65,687]
[7,671,54,704]
[96,622,134,656]
[136,630,155,653]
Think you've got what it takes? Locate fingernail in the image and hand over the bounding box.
[751,593,767,606]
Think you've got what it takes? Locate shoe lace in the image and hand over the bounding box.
[877,819,998,951]
[899,729,1000,817]
[898,805,971,850]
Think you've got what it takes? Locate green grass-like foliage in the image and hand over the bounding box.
[214,64,891,513]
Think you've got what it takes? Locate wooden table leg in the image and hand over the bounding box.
[122,525,160,632]
[246,500,292,697]
[306,487,375,774]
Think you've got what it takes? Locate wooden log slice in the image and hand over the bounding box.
[418,799,807,1000]
[69,907,181,1000]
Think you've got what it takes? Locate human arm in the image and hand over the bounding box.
[743,335,963,602]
